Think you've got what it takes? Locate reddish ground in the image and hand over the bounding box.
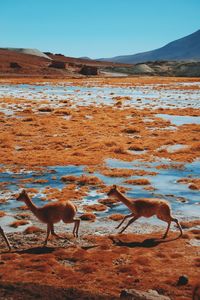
[0,76,199,299]
[0,49,130,78]
[0,229,200,299]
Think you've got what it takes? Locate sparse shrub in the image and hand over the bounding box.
[109,214,124,221]
[80,213,96,221]
[84,204,107,212]
[123,127,140,134]
[24,226,44,234]
[113,146,127,154]
[10,220,29,228]
[0,211,6,217]
[124,178,150,185]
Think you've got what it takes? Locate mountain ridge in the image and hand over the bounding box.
[99,29,200,64]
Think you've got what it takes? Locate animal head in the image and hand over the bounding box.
[107,185,118,197]
[16,189,28,201]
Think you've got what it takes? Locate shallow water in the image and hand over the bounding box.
[157,114,200,125]
[0,83,200,113]
[158,144,188,153]
[1,159,200,223]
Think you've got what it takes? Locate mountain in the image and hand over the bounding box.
[78,56,92,60]
[99,29,200,64]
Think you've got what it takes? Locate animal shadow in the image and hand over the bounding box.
[17,246,56,255]
[110,236,179,248]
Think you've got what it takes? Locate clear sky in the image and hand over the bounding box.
[0,0,199,58]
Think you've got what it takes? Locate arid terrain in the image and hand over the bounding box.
[1,48,200,78]
[0,76,200,299]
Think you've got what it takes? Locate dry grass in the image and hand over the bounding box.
[0,211,6,217]
[123,126,140,134]
[61,174,103,186]
[101,168,134,177]
[180,220,200,229]
[124,178,151,185]
[9,220,29,228]
[98,198,119,206]
[113,146,128,155]
[60,175,77,182]
[80,212,96,221]
[109,214,124,221]
[84,204,107,212]
[24,226,44,234]
[178,178,200,190]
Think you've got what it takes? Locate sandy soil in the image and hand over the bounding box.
[0,76,200,299]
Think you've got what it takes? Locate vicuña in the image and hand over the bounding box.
[107,185,182,238]
[16,190,80,246]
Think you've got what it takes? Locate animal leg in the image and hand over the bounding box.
[119,216,138,234]
[162,221,171,239]
[0,226,11,251]
[73,219,80,238]
[50,224,64,239]
[43,224,51,247]
[72,222,77,237]
[115,213,134,229]
[75,219,80,237]
[172,218,183,237]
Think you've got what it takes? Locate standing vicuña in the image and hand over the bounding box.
[107,185,182,238]
[16,190,80,246]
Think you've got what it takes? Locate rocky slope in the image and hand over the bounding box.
[0,48,130,78]
[99,29,200,64]
[102,61,200,77]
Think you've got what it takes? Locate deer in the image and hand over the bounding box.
[0,226,11,251]
[107,185,183,239]
[16,190,80,246]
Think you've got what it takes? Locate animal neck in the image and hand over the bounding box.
[24,195,38,215]
[115,190,134,211]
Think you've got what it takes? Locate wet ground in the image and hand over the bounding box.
[1,158,200,231]
[0,80,200,112]
[0,76,199,299]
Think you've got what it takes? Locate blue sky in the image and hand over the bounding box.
[0,0,199,58]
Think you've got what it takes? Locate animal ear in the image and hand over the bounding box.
[22,189,26,194]
[113,185,117,189]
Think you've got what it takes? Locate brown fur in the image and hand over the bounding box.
[16,190,80,246]
[107,185,183,238]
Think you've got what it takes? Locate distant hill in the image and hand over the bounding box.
[99,29,200,64]
[0,48,51,60]
[0,48,130,78]
[78,56,92,60]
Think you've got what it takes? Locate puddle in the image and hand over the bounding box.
[157,114,200,126]
[0,215,31,233]
[158,144,188,153]
[128,150,147,155]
